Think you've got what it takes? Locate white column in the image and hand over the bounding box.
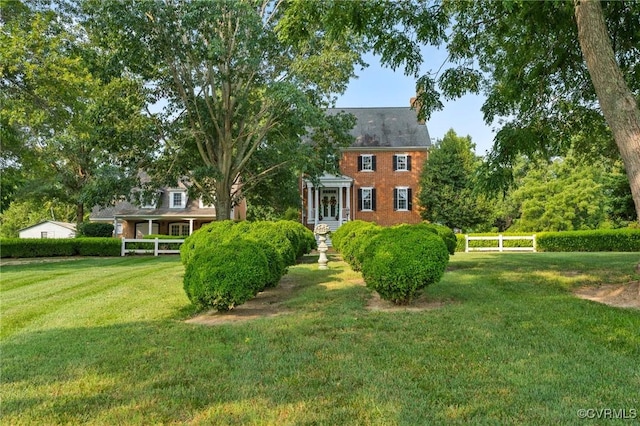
[307,184,312,224]
[346,185,351,221]
[314,187,319,225]
[147,219,153,235]
[338,185,344,223]
[188,219,194,235]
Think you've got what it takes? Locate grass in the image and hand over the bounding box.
[1,252,639,424]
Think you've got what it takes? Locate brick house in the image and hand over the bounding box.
[302,103,431,231]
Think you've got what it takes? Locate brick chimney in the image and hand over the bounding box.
[410,96,425,125]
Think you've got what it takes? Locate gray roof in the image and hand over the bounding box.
[328,107,431,148]
[90,190,216,220]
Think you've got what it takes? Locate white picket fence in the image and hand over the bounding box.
[465,234,536,253]
[121,238,185,256]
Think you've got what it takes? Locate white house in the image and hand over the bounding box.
[18,221,77,239]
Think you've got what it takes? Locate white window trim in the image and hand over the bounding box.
[396,186,409,211]
[395,154,409,172]
[170,191,187,209]
[361,154,374,172]
[361,187,374,211]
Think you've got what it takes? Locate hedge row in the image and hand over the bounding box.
[454,229,640,252]
[181,220,316,312]
[333,221,451,304]
[537,229,640,252]
[1,238,121,258]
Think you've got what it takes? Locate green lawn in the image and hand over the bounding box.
[1,253,639,424]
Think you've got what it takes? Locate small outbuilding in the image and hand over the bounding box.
[18,221,77,239]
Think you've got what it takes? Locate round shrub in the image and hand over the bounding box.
[331,220,371,253]
[361,225,449,304]
[248,221,296,267]
[274,220,316,258]
[340,222,381,271]
[413,222,457,255]
[181,220,286,288]
[181,220,246,266]
[183,240,270,311]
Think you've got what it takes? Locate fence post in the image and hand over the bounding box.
[533,234,537,252]
[499,234,503,252]
[121,238,125,257]
[154,238,159,256]
[465,234,469,253]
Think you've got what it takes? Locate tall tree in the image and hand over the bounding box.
[505,156,608,232]
[81,0,361,220]
[1,1,156,226]
[290,0,640,221]
[574,0,640,222]
[418,129,492,230]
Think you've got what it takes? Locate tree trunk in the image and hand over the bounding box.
[214,181,233,221]
[76,202,84,228]
[575,0,640,222]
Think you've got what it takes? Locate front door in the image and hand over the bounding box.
[320,188,339,220]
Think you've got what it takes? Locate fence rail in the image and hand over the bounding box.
[465,234,536,253]
[121,238,185,256]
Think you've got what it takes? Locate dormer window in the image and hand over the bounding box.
[170,191,187,208]
[199,197,216,208]
[139,191,160,209]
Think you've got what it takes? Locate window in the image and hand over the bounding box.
[169,223,190,236]
[393,154,411,171]
[394,187,412,211]
[170,191,187,208]
[358,154,376,172]
[41,232,48,239]
[199,197,215,208]
[358,187,376,211]
[138,191,160,208]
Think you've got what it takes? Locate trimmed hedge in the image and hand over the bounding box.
[181,220,318,312]
[455,233,538,252]
[183,240,270,311]
[1,238,120,258]
[454,229,640,252]
[361,225,449,304]
[537,229,640,252]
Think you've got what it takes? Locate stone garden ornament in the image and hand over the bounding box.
[313,223,331,270]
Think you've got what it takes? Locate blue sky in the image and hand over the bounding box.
[335,50,496,156]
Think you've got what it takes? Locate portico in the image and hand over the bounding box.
[302,173,353,231]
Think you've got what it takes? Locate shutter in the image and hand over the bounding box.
[358,189,362,211]
[393,188,398,211]
[372,188,377,211]
[408,188,413,211]
[393,155,398,171]
[358,156,363,171]
[372,155,377,171]
[407,155,412,171]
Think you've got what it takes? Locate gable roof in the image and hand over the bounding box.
[328,107,431,149]
[18,221,76,232]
